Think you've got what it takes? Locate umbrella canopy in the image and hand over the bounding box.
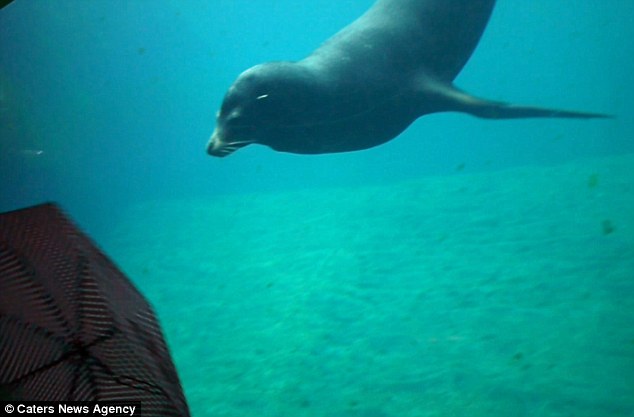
[0,203,190,416]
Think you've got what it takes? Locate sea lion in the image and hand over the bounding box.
[207,0,608,157]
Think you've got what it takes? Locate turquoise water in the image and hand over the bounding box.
[1,1,633,416]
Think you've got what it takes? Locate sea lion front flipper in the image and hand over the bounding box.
[422,81,612,120]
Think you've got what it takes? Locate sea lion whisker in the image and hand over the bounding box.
[225,140,256,147]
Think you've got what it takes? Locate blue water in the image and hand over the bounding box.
[1,1,633,416]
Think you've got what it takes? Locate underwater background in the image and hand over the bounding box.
[1,1,633,416]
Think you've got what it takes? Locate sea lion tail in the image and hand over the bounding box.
[427,82,612,120]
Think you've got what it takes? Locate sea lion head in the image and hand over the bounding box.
[207,62,317,157]
[207,66,263,157]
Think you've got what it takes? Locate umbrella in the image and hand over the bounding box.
[0,203,190,416]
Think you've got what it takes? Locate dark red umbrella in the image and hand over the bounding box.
[0,203,190,416]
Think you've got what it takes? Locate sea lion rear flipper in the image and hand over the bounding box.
[425,82,612,120]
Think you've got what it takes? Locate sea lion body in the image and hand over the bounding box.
[208,0,607,157]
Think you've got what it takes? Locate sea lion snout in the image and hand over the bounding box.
[206,130,226,157]
[207,128,255,157]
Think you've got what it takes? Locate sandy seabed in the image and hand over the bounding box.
[105,154,634,417]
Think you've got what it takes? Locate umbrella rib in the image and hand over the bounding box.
[72,254,169,399]
[1,242,75,336]
[3,321,115,386]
